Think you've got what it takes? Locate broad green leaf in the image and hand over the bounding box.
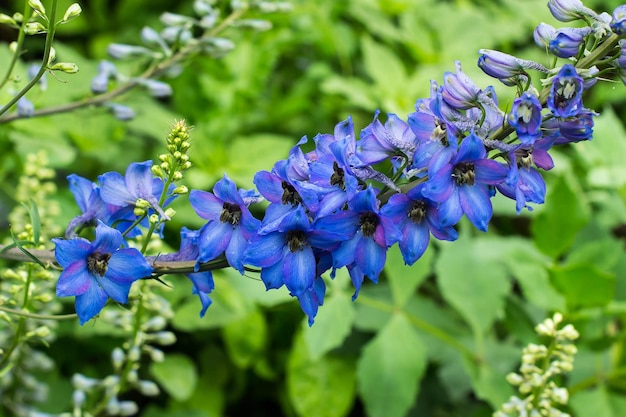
[353,285,394,332]
[570,386,626,417]
[385,244,433,307]
[222,307,267,369]
[357,313,427,417]
[435,236,511,336]
[550,263,615,309]
[565,238,623,271]
[303,290,355,360]
[287,332,356,417]
[531,173,591,258]
[150,354,198,402]
[361,35,407,94]
[462,338,519,408]
[501,239,564,311]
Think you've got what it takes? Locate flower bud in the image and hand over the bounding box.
[49,62,79,74]
[235,19,273,31]
[62,3,82,23]
[108,103,135,121]
[164,208,176,219]
[173,185,188,195]
[138,380,160,396]
[549,27,591,58]
[24,21,46,35]
[0,13,16,26]
[17,96,35,117]
[548,0,595,22]
[128,346,141,362]
[72,390,86,406]
[611,5,626,35]
[111,347,125,370]
[28,0,46,17]
[149,213,160,224]
[119,401,138,416]
[9,41,18,54]
[160,12,193,26]
[107,43,152,59]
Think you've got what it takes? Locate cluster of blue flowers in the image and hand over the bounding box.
[54,0,626,326]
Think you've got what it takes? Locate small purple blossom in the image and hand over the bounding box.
[53,222,153,324]
[189,175,261,273]
[422,131,509,232]
[611,5,626,35]
[547,64,584,118]
[477,49,548,86]
[548,0,598,22]
[508,92,543,146]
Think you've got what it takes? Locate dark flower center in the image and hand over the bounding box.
[555,80,576,109]
[281,181,303,206]
[452,162,475,186]
[359,212,379,237]
[408,200,427,224]
[330,161,346,191]
[220,202,242,225]
[517,149,533,169]
[286,230,308,252]
[432,119,448,145]
[87,251,111,277]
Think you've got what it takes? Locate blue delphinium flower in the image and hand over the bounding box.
[99,160,173,221]
[65,174,114,238]
[318,186,402,298]
[189,175,261,273]
[549,27,591,58]
[53,222,153,324]
[543,109,596,144]
[477,49,548,87]
[496,149,547,214]
[547,64,584,118]
[548,0,597,22]
[356,111,418,168]
[244,205,349,297]
[381,183,458,265]
[422,131,509,232]
[611,5,626,35]
[298,277,326,326]
[508,91,543,146]
[150,227,214,317]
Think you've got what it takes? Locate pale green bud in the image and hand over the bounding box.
[164,208,176,219]
[9,41,18,54]
[119,400,138,416]
[505,372,523,386]
[126,369,138,384]
[236,19,272,31]
[173,185,188,195]
[153,331,176,345]
[48,46,56,64]
[72,390,86,406]
[172,171,183,181]
[134,206,147,217]
[49,62,79,73]
[29,0,46,17]
[26,325,50,338]
[135,198,150,208]
[0,13,16,26]
[62,3,82,23]
[111,347,125,369]
[24,21,46,35]
[128,346,141,362]
[149,213,160,224]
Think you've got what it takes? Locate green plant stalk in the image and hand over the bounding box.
[0,6,248,124]
[529,338,557,409]
[0,263,35,373]
[0,2,33,90]
[0,0,59,117]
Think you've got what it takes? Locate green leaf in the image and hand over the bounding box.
[385,244,433,307]
[531,174,591,258]
[435,236,511,336]
[303,290,355,360]
[287,332,356,417]
[570,386,626,417]
[357,313,427,417]
[222,307,267,369]
[361,35,407,93]
[461,338,519,408]
[171,273,251,331]
[550,263,615,309]
[150,354,198,401]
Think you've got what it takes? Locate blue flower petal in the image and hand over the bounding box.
[198,221,234,263]
[124,161,154,199]
[245,232,285,268]
[53,237,92,268]
[354,236,386,282]
[260,261,284,290]
[399,223,430,265]
[107,248,153,284]
[189,190,224,221]
[438,188,463,227]
[75,283,109,325]
[92,222,125,253]
[282,246,316,296]
[459,184,492,232]
[99,171,135,206]
[56,261,91,297]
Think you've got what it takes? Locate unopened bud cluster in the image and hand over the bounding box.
[152,119,192,186]
[494,313,579,417]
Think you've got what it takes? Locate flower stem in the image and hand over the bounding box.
[0,0,59,117]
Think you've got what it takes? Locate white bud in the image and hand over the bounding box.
[142,316,167,332]
[73,390,86,406]
[138,380,160,396]
[9,41,18,54]
[62,3,82,23]
[111,347,125,369]
[164,208,176,219]
[118,401,138,416]
[72,373,98,390]
[127,346,141,362]
[0,13,16,25]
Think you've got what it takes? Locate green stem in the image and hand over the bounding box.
[0,2,33,90]
[0,0,59,117]
[0,306,77,320]
[0,6,248,124]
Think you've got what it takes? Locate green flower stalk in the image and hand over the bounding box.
[494,313,579,417]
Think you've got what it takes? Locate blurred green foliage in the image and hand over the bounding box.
[2,0,626,416]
